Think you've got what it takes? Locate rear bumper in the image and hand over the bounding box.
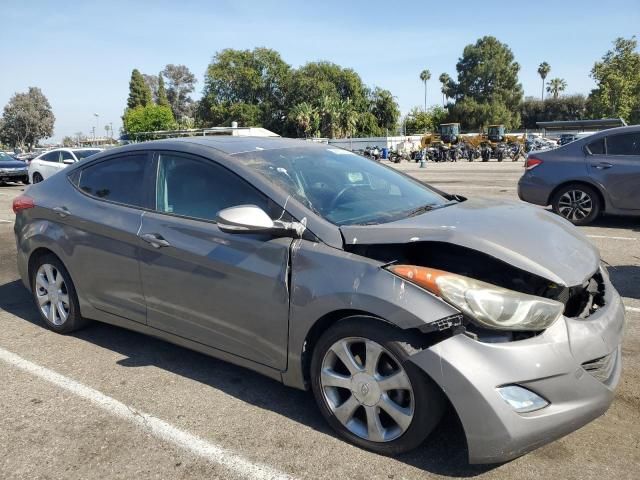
[411,273,625,464]
[517,176,551,206]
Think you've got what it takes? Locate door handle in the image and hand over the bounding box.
[53,206,71,218]
[592,162,613,170]
[140,233,171,248]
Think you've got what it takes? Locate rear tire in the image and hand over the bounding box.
[32,172,43,183]
[31,254,88,333]
[310,317,444,456]
[551,184,601,226]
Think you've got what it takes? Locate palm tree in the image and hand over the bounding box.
[337,99,359,138]
[318,95,340,138]
[419,69,431,111]
[439,73,452,106]
[546,78,567,99]
[288,102,318,138]
[537,62,551,101]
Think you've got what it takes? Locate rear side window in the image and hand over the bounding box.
[606,133,640,156]
[78,154,148,207]
[42,151,60,162]
[155,153,271,221]
[586,138,605,155]
[61,151,75,161]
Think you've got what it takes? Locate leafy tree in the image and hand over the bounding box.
[438,73,453,106]
[546,78,567,99]
[122,104,175,140]
[142,74,159,103]
[369,87,400,135]
[288,102,319,137]
[404,105,447,134]
[419,69,431,111]
[587,37,640,123]
[198,48,290,132]
[520,95,587,129]
[62,136,75,147]
[157,74,171,108]
[448,36,523,129]
[127,69,152,109]
[0,87,55,151]
[162,64,197,120]
[537,62,551,100]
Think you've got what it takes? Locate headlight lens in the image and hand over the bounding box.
[387,265,563,331]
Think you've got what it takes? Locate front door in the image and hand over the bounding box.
[138,151,292,370]
[587,132,640,211]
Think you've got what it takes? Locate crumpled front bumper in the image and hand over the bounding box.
[410,273,625,464]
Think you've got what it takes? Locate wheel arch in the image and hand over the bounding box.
[298,310,450,388]
[27,247,63,288]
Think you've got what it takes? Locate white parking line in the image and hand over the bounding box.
[626,306,640,313]
[0,219,11,224]
[0,347,293,480]
[587,235,638,241]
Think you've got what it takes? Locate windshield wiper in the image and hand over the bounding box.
[405,204,436,217]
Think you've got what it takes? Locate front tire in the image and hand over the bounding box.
[32,172,43,183]
[310,317,444,455]
[551,184,601,226]
[31,254,88,333]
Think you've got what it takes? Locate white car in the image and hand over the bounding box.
[29,148,103,183]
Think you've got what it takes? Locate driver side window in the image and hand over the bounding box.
[155,153,274,222]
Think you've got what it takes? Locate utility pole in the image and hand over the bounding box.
[110,122,114,142]
[93,113,99,145]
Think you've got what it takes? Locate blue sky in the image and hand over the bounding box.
[1,0,638,141]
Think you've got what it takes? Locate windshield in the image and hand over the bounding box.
[0,152,16,161]
[234,146,449,226]
[441,125,456,135]
[488,126,502,136]
[74,149,101,160]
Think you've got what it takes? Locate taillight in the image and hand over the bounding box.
[12,195,35,214]
[525,156,543,170]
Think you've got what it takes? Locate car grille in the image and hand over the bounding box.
[582,349,618,383]
[558,271,605,319]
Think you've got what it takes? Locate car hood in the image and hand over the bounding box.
[0,159,26,168]
[340,198,600,287]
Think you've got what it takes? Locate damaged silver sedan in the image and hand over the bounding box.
[14,137,624,464]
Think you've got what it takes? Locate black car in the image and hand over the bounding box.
[0,152,29,184]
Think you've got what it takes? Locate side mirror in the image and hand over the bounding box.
[63,159,75,165]
[216,205,274,233]
[216,204,306,238]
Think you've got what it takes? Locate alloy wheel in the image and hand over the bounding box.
[320,337,414,442]
[35,263,70,326]
[558,189,593,222]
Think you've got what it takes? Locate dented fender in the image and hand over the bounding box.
[281,239,460,389]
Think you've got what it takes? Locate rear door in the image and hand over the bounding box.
[587,132,640,211]
[68,152,153,323]
[137,151,292,370]
[40,151,61,178]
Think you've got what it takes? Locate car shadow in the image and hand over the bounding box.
[588,216,640,233]
[607,264,640,300]
[0,279,496,477]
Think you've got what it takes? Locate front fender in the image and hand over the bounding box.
[282,240,459,389]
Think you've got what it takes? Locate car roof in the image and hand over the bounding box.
[122,136,316,155]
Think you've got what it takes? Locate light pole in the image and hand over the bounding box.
[93,113,99,145]
[110,122,114,142]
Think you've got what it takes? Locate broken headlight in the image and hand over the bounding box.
[387,265,563,331]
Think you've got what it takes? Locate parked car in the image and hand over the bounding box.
[28,148,103,183]
[0,151,29,184]
[14,137,624,464]
[518,125,640,225]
